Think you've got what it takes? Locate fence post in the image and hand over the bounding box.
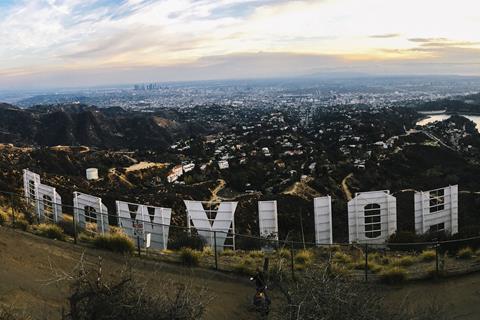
[214,231,218,270]
[72,212,78,244]
[137,235,141,257]
[435,241,439,277]
[10,193,15,228]
[290,241,295,281]
[364,243,368,282]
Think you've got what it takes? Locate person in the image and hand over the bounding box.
[251,267,266,291]
[250,267,271,311]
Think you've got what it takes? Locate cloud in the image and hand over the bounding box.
[408,37,449,43]
[1,0,480,88]
[369,33,401,39]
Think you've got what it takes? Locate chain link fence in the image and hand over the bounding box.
[1,190,480,283]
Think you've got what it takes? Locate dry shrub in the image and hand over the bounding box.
[57,216,75,237]
[392,256,415,267]
[35,223,66,241]
[202,246,213,256]
[457,247,474,260]
[420,250,436,262]
[294,250,313,265]
[248,250,265,259]
[379,267,407,284]
[0,305,32,320]
[219,249,235,257]
[232,257,255,275]
[328,263,352,278]
[333,251,353,264]
[60,258,211,320]
[277,248,291,259]
[352,261,382,273]
[13,219,29,231]
[93,233,135,254]
[180,248,201,267]
[277,265,445,320]
[0,211,8,226]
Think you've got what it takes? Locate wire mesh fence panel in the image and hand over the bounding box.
[3,190,480,281]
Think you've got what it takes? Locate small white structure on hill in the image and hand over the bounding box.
[258,200,278,239]
[414,185,458,234]
[73,192,109,233]
[117,200,171,250]
[218,160,229,170]
[348,190,397,244]
[184,200,237,251]
[314,196,333,245]
[167,165,183,183]
[86,168,99,180]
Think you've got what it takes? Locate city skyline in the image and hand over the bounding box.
[1,0,480,88]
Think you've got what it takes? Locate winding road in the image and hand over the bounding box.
[341,173,354,201]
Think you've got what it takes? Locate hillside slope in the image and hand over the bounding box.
[0,227,254,320]
[0,104,194,150]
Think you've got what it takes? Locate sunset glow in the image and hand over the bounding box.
[1,0,480,87]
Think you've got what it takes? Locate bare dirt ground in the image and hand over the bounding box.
[124,161,168,172]
[0,227,256,320]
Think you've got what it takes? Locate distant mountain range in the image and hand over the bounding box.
[0,103,195,150]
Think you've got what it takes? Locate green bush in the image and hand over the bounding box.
[458,247,474,259]
[93,233,135,254]
[420,250,436,262]
[294,250,313,265]
[35,223,65,241]
[180,248,201,267]
[379,267,407,284]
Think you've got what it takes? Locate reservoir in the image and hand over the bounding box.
[417,113,480,131]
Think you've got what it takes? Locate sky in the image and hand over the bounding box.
[1,0,480,88]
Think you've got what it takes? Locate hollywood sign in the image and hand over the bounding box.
[23,169,459,248]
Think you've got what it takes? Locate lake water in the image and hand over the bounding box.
[416,114,480,131]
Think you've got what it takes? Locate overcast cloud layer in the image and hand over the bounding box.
[1,0,480,88]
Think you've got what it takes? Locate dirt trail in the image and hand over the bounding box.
[108,168,134,188]
[283,180,321,200]
[208,179,226,203]
[0,227,254,320]
[341,173,354,200]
